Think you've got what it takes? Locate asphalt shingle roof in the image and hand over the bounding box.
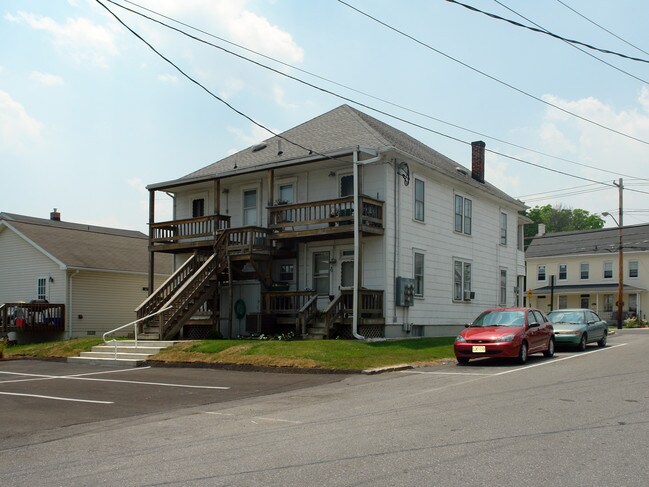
[149,105,524,208]
[0,212,171,274]
[526,224,649,258]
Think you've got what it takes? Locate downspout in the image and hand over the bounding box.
[353,148,382,340]
[67,270,80,339]
[393,159,398,323]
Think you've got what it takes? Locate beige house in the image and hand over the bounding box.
[0,211,171,342]
[526,224,649,324]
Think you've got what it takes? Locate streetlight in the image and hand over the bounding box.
[602,211,624,329]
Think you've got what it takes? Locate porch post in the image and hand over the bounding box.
[148,189,155,296]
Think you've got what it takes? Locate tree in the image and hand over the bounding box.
[523,204,605,243]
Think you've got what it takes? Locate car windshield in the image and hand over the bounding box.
[472,310,525,327]
[548,311,583,324]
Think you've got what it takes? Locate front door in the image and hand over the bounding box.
[312,251,332,309]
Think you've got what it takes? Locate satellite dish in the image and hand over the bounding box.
[398,162,410,186]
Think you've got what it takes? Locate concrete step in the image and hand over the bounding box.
[79,351,155,360]
[106,340,176,347]
[91,345,165,354]
[67,356,145,367]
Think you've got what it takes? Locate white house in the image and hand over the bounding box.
[0,211,171,342]
[526,224,649,325]
[140,105,528,340]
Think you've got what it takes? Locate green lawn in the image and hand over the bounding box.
[1,337,456,370]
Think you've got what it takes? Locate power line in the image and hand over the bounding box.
[336,0,649,147]
[446,0,649,64]
[491,0,649,86]
[98,0,649,198]
[555,0,649,58]
[113,0,649,183]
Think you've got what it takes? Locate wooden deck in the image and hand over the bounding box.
[0,303,65,333]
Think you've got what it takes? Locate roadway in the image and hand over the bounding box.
[1,329,648,486]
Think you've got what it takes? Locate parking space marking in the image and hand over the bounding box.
[0,391,114,404]
[64,376,230,390]
[203,412,302,424]
[403,370,493,376]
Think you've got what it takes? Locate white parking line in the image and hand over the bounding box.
[64,376,230,390]
[0,391,113,404]
[403,370,493,376]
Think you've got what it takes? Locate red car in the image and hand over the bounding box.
[454,308,555,365]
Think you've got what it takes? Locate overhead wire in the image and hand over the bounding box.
[336,0,649,147]
[555,0,649,58]
[112,0,649,183]
[490,0,649,86]
[97,0,649,200]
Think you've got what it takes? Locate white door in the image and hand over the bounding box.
[311,250,332,309]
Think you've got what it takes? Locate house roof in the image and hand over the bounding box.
[0,212,172,275]
[149,104,524,208]
[526,224,649,258]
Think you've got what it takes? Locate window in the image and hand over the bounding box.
[36,277,48,300]
[603,294,614,312]
[499,269,507,305]
[580,294,590,308]
[537,265,546,281]
[192,198,205,218]
[454,195,472,235]
[629,293,638,314]
[279,264,294,282]
[580,263,589,280]
[414,179,425,222]
[453,259,472,301]
[558,295,567,309]
[243,189,257,226]
[277,183,294,204]
[500,212,507,245]
[629,260,639,278]
[340,174,353,197]
[603,261,613,279]
[558,264,567,281]
[414,252,424,296]
[312,251,331,296]
[517,224,524,251]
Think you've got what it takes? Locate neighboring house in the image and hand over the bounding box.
[141,104,528,340]
[525,224,649,323]
[0,211,171,342]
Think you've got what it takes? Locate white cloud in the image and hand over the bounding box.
[227,122,275,148]
[272,84,297,110]
[7,11,119,68]
[0,90,43,155]
[157,73,178,83]
[30,71,64,86]
[139,0,304,62]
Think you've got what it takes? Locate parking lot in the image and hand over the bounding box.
[0,360,348,445]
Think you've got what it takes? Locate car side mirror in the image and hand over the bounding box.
[587,321,595,325]
[529,321,540,328]
[465,323,471,328]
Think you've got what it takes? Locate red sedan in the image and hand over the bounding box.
[454,308,555,365]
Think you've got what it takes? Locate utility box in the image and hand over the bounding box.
[396,277,415,307]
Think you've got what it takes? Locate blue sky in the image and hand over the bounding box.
[2,0,649,232]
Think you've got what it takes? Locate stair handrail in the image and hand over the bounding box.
[297,294,318,335]
[135,253,202,317]
[103,306,173,360]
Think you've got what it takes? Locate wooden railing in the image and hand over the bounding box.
[268,195,383,232]
[298,295,319,335]
[150,214,231,244]
[223,226,271,254]
[263,291,316,316]
[0,303,65,332]
[136,253,208,319]
[323,289,384,337]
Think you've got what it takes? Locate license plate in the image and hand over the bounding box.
[472,345,486,353]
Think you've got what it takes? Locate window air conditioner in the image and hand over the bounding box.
[463,291,475,301]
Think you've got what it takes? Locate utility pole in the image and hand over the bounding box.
[615,178,624,330]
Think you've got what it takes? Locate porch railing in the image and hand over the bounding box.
[268,195,383,232]
[0,303,65,333]
[150,214,231,244]
[262,291,317,316]
[223,226,271,255]
[322,289,384,337]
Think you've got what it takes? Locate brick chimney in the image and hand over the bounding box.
[471,140,486,183]
[50,208,61,221]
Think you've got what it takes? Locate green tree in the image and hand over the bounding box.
[523,204,605,242]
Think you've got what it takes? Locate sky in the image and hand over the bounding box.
[2,0,649,233]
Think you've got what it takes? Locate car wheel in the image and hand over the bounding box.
[543,338,555,357]
[577,334,587,351]
[597,332,607,348]
[457,357,470,365]
[517,342,528,365]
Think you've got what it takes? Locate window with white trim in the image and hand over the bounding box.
[37,277,48,300]
[604,294,614,312]
[580,263,589,280]
[500,212,507,245]
[499,269,507,305]
[629,260,639,278]
[414,178,425,222]
[454,195,472,235]
[558,264,567,281]
[243,189,257,226]
[603,261,613,279]
[537,265,546,282]
[414,252,424,296]
[558,295,568,309]
[453,259,472,301]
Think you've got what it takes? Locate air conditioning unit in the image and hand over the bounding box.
[463,291,475,301]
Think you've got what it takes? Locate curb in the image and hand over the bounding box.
[362,364,414,375]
